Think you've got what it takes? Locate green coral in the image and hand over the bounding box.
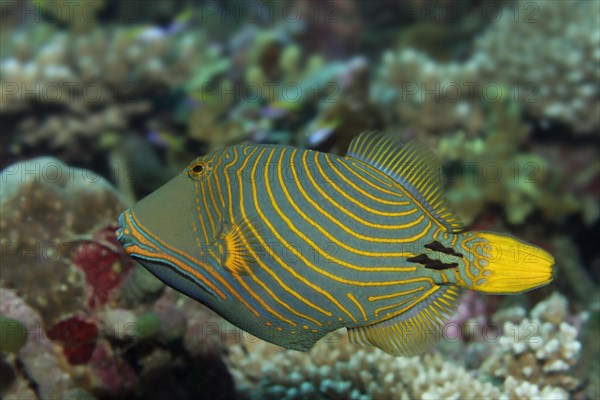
[0,316,28,353]
[32,0,105,32]
[62,388,97,400]
[121,265,165,305]
[134,312,161,341]
[184,23,363,152]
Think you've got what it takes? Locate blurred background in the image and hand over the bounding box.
[1,1,599,399]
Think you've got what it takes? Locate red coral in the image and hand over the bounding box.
[90,340,137,394]
[47,315,99,365]
[73,225,134,308]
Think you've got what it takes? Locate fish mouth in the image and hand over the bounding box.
[115,207,224,302]
[115,211,126,243]
[116,208,199,272]
[116,208,164,261]
[114,173,227,303]
[116,209,136,254]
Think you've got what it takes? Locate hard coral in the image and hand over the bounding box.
[482,293,582,392]
[0,288,79,399]
[227,293,580,399]
[375,0,599,136]
[0,20,212,166]
[0,157,125,323]
[374,47,485,136]
[0,157,125,247]
[474,0,600,134]
[437,99,583,226]
[228,331,504,399]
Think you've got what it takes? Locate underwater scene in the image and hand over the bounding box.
[1,0,599,399]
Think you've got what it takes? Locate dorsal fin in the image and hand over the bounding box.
[347,286,461,357]
[346,131,463,233]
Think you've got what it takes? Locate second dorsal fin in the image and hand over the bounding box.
[346,131,463,233]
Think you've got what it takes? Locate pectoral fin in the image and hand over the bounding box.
[213,215,262,275]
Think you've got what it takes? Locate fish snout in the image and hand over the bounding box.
[115,173,199,262]
[115,209,131,250]
[116,209,136,254]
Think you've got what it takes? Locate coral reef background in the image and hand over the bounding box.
[1,1,598,399]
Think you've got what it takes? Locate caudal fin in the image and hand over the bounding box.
[458,232,554,294]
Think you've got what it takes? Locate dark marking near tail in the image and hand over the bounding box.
[425,241,464,258]
[406,254,458,271]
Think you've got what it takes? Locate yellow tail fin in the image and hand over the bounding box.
[459,232,554,294]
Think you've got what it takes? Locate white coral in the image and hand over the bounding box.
[483,293,582,392]
[229,331,507,399]
[475,0,600,133]
[375,0,599,135]
[227,293,581,399]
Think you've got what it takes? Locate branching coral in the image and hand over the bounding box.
[227,330,571,400]
[374,47,486,136]
[436,98,588,226]
[374,0,599,136]
[186,22,381,153]
[0,21,212,162]
[1,10,380,162]
[482,293,582,393]
[227,293,582,399]
[230,331,412,399]
[474,0,600,134]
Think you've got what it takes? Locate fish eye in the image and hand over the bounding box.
[189,161,208,179]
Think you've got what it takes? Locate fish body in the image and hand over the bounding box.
[117,132,554,356]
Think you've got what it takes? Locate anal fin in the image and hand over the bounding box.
[348,286,460,357]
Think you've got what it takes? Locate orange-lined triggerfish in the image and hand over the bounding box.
[116,132,554,356]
